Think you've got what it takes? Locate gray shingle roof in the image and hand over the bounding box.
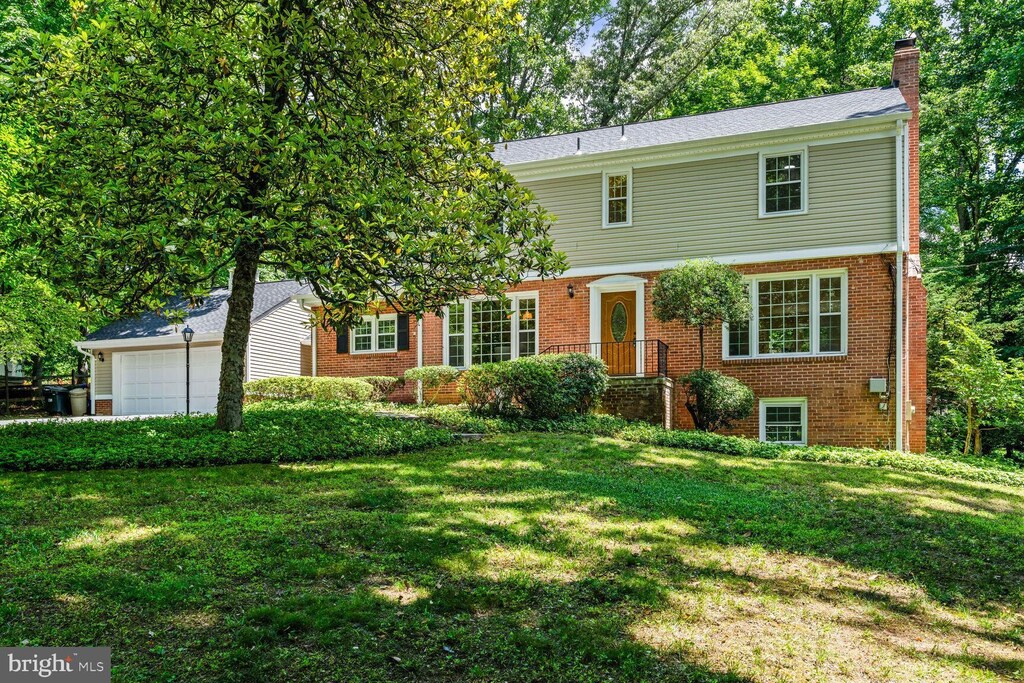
[492,87,910,167]
[85,280,310,342]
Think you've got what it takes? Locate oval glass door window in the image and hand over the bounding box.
[610,302,628,342]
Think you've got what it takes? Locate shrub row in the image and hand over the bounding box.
[244,376,374,402]
[0,401,455,471]
[461,353,608,419]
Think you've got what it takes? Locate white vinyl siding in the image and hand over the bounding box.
[248,299,311,380]
[524,138,896,268]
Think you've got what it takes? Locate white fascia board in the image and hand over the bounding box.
[538,242,897,280]
[75,332,223,351]
[505,116,908,182]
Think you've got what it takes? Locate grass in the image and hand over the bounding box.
[2,432,1022,682]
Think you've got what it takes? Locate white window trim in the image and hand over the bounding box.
[350,313,398,354]
[602,168,633,228]
[758,146,808,218]
[722,269,847,360]
[759,397,808,445]
[442,292,539,369]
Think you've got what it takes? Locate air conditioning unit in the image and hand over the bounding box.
[868,377,888,394]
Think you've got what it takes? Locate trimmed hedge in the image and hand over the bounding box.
[244,376,373,402]
[403,366,461,404]
[460,353,608,419]
[0,401,454,471]
[358,376,405,401]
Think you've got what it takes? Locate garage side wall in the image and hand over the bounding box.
[248,300,312,380]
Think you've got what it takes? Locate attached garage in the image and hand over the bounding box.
[76,279,311,416]
[115,346,222,415]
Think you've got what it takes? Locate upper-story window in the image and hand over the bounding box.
[759,149,807,217]
[603,169,632,227]
[725,271,846,359]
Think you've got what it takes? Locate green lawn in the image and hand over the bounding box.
[2,432,1022,682]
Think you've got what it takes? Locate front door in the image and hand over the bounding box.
[600,291,636,375]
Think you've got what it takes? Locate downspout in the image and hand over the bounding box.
[89,351,96,415]
[894,120,906,451]
[416,317,424,405]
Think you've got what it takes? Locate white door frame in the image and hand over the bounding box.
[587,274,647,376]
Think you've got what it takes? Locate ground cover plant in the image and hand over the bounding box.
[0,401,453,471]
[1,431,1021,682]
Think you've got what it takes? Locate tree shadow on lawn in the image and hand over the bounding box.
[2,433,1023,681]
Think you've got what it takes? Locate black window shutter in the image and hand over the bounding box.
[397,314,410,351]
[336,325,349,354]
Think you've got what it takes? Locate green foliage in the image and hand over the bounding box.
[652,259,749,368]
[403,365,461,405]
[931,314,1024,455]
[414,402,627,435]
[0,401,454,471]
[357,376,405,402]
[679,369,754,432]
[244,377,373,403]
[460,353,608,418]
[5,0,565,429]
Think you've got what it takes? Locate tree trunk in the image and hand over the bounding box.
[963,402,973,456]
[215,243,261,431]
[974,422,982,456]
[698,325,705,370]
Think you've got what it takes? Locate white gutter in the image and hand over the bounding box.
[416,317,424,404]
[74,332,223,351]
[894,120,906,451]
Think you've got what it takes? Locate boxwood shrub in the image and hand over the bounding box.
[460,353,608,419]
[357,376,405,401]
[244,376,373,402]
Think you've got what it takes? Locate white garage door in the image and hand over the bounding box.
[116,347,222,415]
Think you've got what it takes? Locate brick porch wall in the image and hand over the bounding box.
[95,399,112,416]
[315,254,926,450]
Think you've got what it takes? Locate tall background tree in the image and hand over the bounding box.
[8,0,565,430]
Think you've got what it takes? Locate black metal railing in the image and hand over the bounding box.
[542,339,669,378]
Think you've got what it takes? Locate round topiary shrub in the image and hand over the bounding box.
[681,369,754,432]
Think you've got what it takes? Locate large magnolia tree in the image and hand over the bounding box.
[8,0,565,430]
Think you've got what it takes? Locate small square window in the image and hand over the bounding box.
[760,399,807,445]
[351,315,398,354]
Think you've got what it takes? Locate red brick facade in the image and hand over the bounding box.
[317,253,925,450]
[95,399,112,416]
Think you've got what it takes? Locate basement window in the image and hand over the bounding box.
[760,398,808,445]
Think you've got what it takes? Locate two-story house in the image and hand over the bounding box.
[304,39,927,452]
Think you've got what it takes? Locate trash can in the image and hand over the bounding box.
[69,387,88,417]
[42,385,72,416]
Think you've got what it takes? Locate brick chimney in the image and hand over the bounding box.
[891,35,920,254]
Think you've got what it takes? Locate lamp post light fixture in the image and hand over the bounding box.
[182,326,194,415]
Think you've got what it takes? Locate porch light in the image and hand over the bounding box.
[567,284,575,299]
[97,352,104,363]
[182,326,195,344]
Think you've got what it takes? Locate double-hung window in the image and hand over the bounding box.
[445,294,538,369]
[603,169,632,227]
[725,271,846,359]
[760,149,807,216]
[760,398,808,445]
[351,314,397,354]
